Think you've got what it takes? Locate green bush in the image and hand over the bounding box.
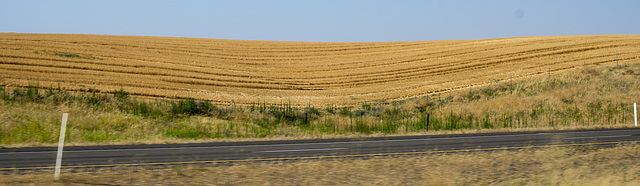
[325,105,335,114]
[339,107,351,116]
[171,98,214,115]
[114,88,129,100]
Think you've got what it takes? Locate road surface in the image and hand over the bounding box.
[1,128,639,171]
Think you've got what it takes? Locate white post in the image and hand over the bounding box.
[634,103,637,127]
[54,113,69,181]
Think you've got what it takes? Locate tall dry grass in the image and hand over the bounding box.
[418,63,640,129]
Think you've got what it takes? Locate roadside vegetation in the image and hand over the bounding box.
[3,144,639,185]
[1,63,639,147]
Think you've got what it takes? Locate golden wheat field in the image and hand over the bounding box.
[0,33,639,106]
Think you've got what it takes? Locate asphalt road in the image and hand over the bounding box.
[1,128,640,171]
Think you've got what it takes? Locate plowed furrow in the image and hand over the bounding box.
[2,33,638,105]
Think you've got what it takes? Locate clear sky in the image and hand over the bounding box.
[1,0,639,42]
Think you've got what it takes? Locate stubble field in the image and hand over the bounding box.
[2,33,639,106]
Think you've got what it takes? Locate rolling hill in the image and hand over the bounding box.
[1,33,638,106]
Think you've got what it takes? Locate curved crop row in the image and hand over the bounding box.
[1,33,639,105]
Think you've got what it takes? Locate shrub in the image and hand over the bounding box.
[339,107,352,117]
[114,88,129,100]
[325,105,336,114]
[171,98,213,115]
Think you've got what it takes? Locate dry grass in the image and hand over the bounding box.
[2,144,639,185]
[419,63,640,129]
[2,33,639,106]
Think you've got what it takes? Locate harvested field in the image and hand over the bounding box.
[1,33,639,106]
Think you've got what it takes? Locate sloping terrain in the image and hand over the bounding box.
[1,33,638,105]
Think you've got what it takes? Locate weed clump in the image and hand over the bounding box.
[171,98,214,115]
[34,50,104,60]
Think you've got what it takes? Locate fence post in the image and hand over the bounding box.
[426,90,429,101]
[426,113,430,132]
[634,103,637,127]
[54,113,69,181]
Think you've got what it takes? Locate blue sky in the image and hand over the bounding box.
[1,0,638,42]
